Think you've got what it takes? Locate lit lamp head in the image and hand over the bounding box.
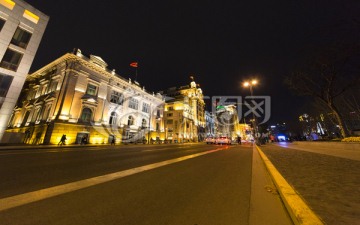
[243,80,257,87]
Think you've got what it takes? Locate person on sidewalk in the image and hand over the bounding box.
[58,134,67,146]
[80,135,87,145]
[237,136,242,145]
[111,136,116,145]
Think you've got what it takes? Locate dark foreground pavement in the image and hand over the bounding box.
[259,142,360,225]
[0,143,293,225]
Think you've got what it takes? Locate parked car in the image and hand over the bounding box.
[215,136,231,145]
[205,137,215,144]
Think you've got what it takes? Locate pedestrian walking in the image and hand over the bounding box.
[80,135,87,145]
[237,136,241,145]
[58,134,67,146]
[111,136,116,145]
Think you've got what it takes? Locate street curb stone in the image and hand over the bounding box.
[256,145,325,225]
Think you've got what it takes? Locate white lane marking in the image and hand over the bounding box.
[0,147,226,212]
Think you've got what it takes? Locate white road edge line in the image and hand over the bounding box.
[0,148,224,212]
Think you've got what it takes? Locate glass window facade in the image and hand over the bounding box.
[11,27,32,49]
[0,74,14,97]
[0,48,23,71]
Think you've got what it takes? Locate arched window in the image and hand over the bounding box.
[142,118,147,128]
[109,112,117,125]
[127,116,134,126]
[80,108,92,122]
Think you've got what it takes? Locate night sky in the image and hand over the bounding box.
[24,0,359,126]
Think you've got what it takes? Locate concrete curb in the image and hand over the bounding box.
[256,145,325,225]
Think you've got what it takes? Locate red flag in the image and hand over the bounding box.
[130,62,138,68]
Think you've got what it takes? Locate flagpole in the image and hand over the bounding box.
[130,62,138,82]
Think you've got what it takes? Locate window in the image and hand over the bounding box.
[110,91,123,105]
[156,122,160,131]
[80,108,92,122]
[156,110,161,118]
[86,84,97,96]
[11,27,32,49]
[0,74,13,97]
[27,88,36,100]
[129,97,138,110]
[21,111,30,126]
[167,113,173,117]
[109,112,117,125]
[168,107,173,111]
[43,105,52,121]
[142,102,150,113]
[0,18,5,32]
[0,0,15,10]
[23,10,39,24]
[127,116,134,126]
[48,80,58,93]
[0,48,23,71]
[167,119,173,124]
[32,107,42,122]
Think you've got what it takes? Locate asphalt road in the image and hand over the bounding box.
[0,143,257,225]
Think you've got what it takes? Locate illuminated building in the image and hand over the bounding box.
[215,104,244,140]
[161,79,206,143]
[0,0,48,142]
[6,49,164,144]
[205,111,216,137]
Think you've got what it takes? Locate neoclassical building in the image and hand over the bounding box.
[0,0,48,142]
[160,79,206,143]
[6,49,165,144]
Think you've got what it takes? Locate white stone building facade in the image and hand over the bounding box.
[6,49,165,144]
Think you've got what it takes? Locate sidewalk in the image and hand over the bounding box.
[259,143,360,225]
[0,142,203,151]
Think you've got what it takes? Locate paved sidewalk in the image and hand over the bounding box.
[259,143,360,225]
[0,142,203,151]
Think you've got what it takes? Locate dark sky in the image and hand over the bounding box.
[25,0,359,125]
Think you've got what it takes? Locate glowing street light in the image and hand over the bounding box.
[243,79,259,145]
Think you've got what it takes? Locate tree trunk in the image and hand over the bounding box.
[329,104,349,138]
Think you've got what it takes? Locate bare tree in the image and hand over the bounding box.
[284,46,360,138]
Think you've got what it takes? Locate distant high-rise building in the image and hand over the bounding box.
[0,0,49,142]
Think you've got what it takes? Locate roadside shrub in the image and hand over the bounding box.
[341,137,360,142]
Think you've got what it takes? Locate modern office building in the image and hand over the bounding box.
[6,48,165,144]
[0,0,48,142]
[161,79,206,143]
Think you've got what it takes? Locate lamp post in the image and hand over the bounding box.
[243,79,259,145]
[148,103,152,144]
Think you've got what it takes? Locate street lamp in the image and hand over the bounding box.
[243,79,259,145]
